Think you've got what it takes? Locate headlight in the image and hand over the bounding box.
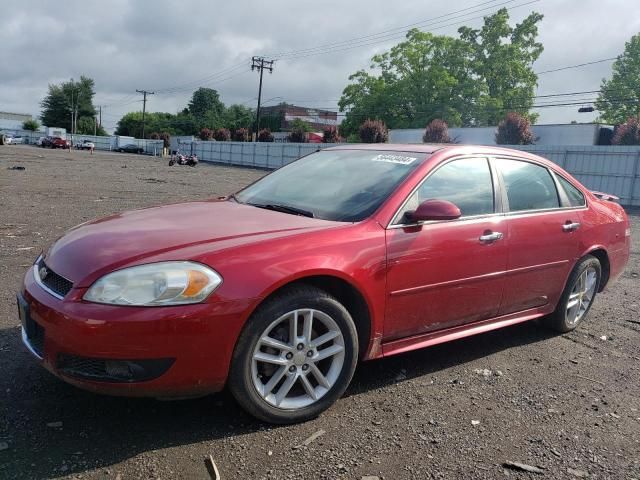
[83,262,222,306]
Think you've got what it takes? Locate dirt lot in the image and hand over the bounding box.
[0,145,639,480]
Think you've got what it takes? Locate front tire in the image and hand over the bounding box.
[228,285,358,424]
[544,255,601,332]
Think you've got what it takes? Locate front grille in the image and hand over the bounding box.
[57,354,175,383]
[36,258,73,297]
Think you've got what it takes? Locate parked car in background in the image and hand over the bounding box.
[39,137,53,148]
[5,134,24,144]
[117,144,144,154]
[76,140,95,150]
[17,145,630,424]
[36,137,46,146]
[50,137,71,149]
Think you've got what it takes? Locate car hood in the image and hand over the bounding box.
[44,200,341,287]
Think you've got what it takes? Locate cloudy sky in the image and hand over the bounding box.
[2,0,639,131]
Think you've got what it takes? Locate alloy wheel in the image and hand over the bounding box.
[565,266,598,326]
[251,309,345,410]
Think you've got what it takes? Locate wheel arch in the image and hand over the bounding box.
[582,247,610,291]
[247,273,374,360]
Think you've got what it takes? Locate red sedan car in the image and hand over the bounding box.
[18,145,630,423]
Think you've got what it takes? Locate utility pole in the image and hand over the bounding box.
[98,105,102,129]
[251,56,274,140]
[136,89,155,139]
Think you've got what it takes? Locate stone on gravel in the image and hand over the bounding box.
[293,429,326,449]
[567,467,589,477]
[503,461,544,474]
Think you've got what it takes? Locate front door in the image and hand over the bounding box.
[384,157,507,341]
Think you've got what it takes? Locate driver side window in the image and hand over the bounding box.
[395,157,495,223]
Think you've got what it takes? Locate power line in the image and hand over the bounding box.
[270,0,539,61]
[265,0,508,59]
[536,57,617,75]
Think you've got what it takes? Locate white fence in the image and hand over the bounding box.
[2,129,163,155]
[514,145,640,207]
[190,141,339,169]
[188,141,640,207]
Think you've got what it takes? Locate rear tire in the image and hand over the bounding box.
[228,285,358,424]
[543,255,601,333]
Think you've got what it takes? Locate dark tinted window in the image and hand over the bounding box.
[557,175,586,207]
[235,150,426,222]
[496,159,559,212]
[396,158,494,221]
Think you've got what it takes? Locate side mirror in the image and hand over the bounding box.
[409,199,461,222]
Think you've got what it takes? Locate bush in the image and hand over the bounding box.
[423,119,452,143]
[22,119,40,131]
[149,132,170,148]
[213,128,231,141]
[322,126,340,143]
[232,128,249,142]
[359,119,388,143]
[257,128,274,142]
[612,117,640,145]
[160,132,171,149]
[495,112,535,145]
[199,128,213,141]
[288,127,308,143]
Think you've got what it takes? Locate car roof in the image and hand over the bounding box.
[323,144,556,168]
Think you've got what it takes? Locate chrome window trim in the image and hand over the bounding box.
[33,260,66,301]
[492,155,563,213]
[387,155,496,229]
[21,327,43,360]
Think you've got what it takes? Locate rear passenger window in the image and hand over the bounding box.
[496,158,559,212]
[557,175,586,207]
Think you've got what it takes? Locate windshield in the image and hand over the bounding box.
[235,149,427,222]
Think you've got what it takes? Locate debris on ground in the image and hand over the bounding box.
[503,461,544,474]
[293,429,326,449]
[7,166,25,170]
[471,420,480,426]
[599,335,608,341]
[205,454,221,480]
[567,467,589,478]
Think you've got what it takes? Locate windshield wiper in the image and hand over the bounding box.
[248,202,315,218]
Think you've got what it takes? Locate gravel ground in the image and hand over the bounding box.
[0,145,639,480]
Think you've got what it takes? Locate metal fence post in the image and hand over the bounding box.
[629,150,640,207]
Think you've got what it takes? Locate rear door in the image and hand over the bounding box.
[494,157,585,315]
[384,157,507,341]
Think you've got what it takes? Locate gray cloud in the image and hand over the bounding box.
[1,0,639,130]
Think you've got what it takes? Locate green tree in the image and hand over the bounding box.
[40,76,99,133]
[459,8,543,125]
[223,104,254,131]
[22,119,40,131]
[339,30,480,137]
[339,9,543,134]
[188,87,225,128]
[596,33,640,124]
[288,118,312,132]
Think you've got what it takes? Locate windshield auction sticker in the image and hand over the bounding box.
[372,154,417,165]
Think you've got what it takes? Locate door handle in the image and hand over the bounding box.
[479,231,503,243]
[562,222,581,232]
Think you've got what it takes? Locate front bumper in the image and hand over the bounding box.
[20,266,253,397]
